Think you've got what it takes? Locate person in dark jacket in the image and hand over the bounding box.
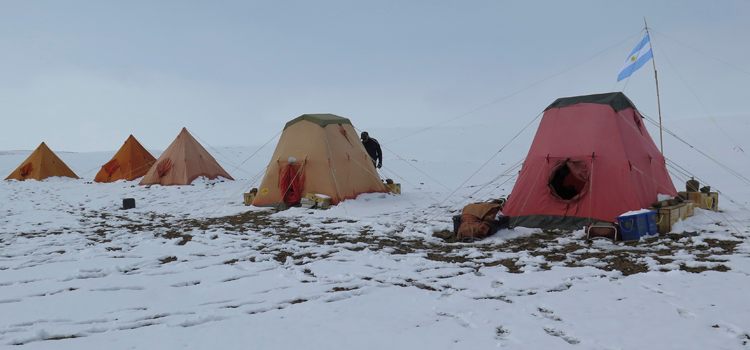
[360,131,382,168]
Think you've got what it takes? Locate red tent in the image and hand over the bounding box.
[503,92,677,229]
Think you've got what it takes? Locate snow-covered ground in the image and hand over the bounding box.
[2,118,750,349]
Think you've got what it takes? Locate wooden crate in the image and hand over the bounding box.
[302,193,332,209]
[386,183,401,194]
[303,193,317,202]
[656,202,692,234]
[687,192,706,209]
[243,192,256,206]
[300,197,316,209]
[686,191,719,211]
[316,195,331,209]
[684,201,694,217]
[706,192,719,211]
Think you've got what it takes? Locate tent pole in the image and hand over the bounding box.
[644,17,664,155]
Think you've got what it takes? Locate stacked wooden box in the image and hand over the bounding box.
[655,202,694,234]
[386,183,401,194]
[301,193,332,209]
[678,191,719,211]
[243,192,256,206]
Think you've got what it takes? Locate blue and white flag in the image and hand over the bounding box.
[617,33,654,81]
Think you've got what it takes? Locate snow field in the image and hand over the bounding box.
[2,118,750,349]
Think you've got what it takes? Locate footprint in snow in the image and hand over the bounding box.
[640,283,675,297]
[435,312,472,328]
[711,323,750,347]
[546,281,573,293]
[9,330,84,346]
[535,307,562,322]
[495,325,510,339]
[170,280,200,287]
[676,307,696,319]
[543,327,580,345]
[219,300,265,309]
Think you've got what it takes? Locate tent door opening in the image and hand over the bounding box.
[279,162,304,207]
[549,160,587,201]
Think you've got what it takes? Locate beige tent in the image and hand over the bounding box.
[253,114,388,207]
[139,127,233,186]
[95,135,156,182]
[6,142,79,181]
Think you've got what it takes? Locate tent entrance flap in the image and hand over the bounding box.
[157,159,173,178]
[103,159,120,176]
[279,162,305,206]
[20,163,33,177]
[549,159,588,201]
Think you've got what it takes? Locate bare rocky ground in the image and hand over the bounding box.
[14,208,745,277]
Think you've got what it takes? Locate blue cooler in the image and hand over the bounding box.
[617,210,657,241]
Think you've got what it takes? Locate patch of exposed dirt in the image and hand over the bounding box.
[30,208,745,276]
[679,264,730,273]
[159,256,177,264]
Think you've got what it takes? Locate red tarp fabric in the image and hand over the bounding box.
[103,159,120,176]
[20,163,33,177]
[279,163,304,206]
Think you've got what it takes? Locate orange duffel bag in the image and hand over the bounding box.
[457,202,503,241]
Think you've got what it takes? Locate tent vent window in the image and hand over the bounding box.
[550,162,587,200]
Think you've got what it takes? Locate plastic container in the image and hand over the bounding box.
[122,198,136,210]
[617,210,657,241]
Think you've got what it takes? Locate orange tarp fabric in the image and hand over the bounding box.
[139,127,233,186]
[94,135,156,182]
[253,114,388,207]
[5,142,78,181]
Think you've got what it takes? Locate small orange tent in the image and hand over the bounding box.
[95,135,156,183]
[139,127,233,186]
[5,142,79,181]
[253,114,388,207]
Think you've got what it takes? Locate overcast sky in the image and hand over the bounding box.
[1,0,749,152]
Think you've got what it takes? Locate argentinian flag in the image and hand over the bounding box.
[617,33,654,81]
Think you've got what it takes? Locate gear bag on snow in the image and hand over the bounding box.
[456,202,504,241]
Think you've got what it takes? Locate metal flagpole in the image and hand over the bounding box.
[644,17,664,154]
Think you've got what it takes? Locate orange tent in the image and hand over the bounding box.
[139,127,233,186]
[94,135,156,183]
[5,142,79,181]
[253,114,388,207]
